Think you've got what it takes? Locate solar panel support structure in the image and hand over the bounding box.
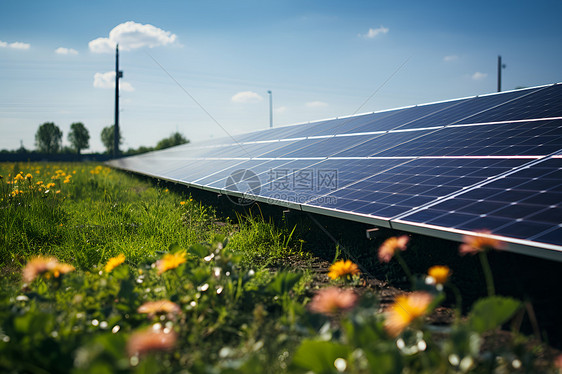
[114,44,123,158]
[268,90,273,128]
[497,55,506,92]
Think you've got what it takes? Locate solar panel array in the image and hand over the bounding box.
[108,83,562,261]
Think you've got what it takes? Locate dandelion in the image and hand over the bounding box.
[156,251,187,275]
[328,259,360,280]
[22,256,75,283]
[378,235,409,263]
[138,300,181,318]
[459,230,504,255]
[384,291,433,337]
[104,253,125,273]
[426,265,450,285]
[25,173,33,181]
[127,329,177,357]
[308,287,358,315]
[14,173,24,181]
[36,181,44,186]
[46,182,56,189]
[179,201,186,205]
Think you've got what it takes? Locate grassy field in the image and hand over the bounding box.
[0,162,559,373]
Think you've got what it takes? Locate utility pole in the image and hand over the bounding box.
[497,55,506,92]
[114,44,123,157]
[267,90,273,128]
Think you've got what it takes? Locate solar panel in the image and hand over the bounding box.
[108,83,562,261]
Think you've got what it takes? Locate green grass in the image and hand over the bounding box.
[0,162,556,373]
[0,163,237,274]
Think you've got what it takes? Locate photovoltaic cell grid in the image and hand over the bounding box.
[108,83,562,261]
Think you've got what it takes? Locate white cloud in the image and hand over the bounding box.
[359,26,389,39]
[93,71,134,91]
[306,101,328,108]
[274,106,287,114]
[231,91,263,103]
[89,21,177,53]
[472,72,487,81]
[0,40,30,50]
[443,55,458,62]
[55,47,79,55]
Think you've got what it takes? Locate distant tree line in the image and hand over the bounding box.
[100,124,189,156]
[1,122,189,157]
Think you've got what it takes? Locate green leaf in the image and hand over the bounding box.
[188,243,210,258]
[265,271,302,295]
[291,339,351,373]
[469,296,521,333]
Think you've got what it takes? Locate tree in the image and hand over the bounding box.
[68,122,90,154]
[155,132,189,150]
[35,122,63,153]
[101,125,122,154]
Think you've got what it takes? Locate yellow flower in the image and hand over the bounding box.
[137,300,181,317]
[384,291,433,337]
[179,201,186,205]
[36,181,44,185]
[14,173,24,181]
[378,235,409,263]
[22,256,75,283]
[459,230,504,255]
[25,173,33,180]
[104,253,125,273]
[427,265,450,285]
[156,251,187,274]
[46,182,55,189]
[328,259,360,280]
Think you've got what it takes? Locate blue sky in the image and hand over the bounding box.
[1,0,561,152]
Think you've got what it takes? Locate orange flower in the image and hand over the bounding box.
[51,263,75,278]
[308,287,358,315]
[138,300,181,318]
[156,251,187,274]
[104,253,125,273]
[378,235,409,263]
[555,354,562,369]
[127,329,177,357]
[179,201,186,205]
[384,292,433,337]
[23,256,75,283]
[459,230,504,255]
[328,259,360,280]
[427,265,450,285]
